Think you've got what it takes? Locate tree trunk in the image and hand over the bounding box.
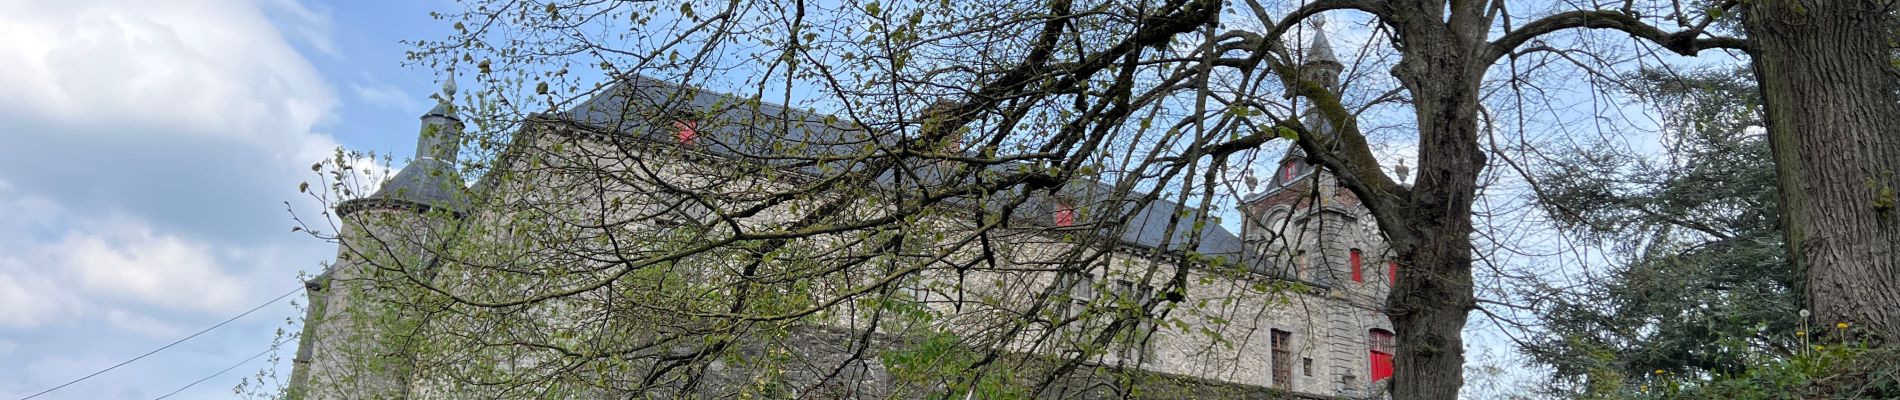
[1745,0,1900,340]
[1380,22,1488,400]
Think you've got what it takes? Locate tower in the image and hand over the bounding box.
[289,77,468,399]
[1237,17,1399,397]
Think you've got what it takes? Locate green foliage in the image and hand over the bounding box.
[1524,68,1796,395]
[880,332,1024,399]
[1624,327,1900,399]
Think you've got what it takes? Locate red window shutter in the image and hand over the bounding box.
[1389,261,1399,286]
[1282,162,1297,181]
[674,119,698,145]
[1370,329,1395,382]
[1055,203,1076,227]
[1350,249,1363,282]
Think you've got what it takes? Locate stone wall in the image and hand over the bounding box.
[295,120,1394,399]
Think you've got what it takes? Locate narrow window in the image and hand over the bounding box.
[1271,329,1293,389]
[1303,357,1314,377]
[1054,203,1077,227]
[1369,329,1395,383]
[1282,161,1298,182]
[1388,261,1399,286]
[674,119,699,145]
[1350,248,1364,282]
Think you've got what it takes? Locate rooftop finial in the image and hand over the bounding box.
[442,69,458,99]
[1395,159,1410,184]
[1308,14,1326,31]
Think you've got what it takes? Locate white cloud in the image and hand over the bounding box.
[0,0,338,325]
[0,256,77,329]
[264,0,338,57]
[56,222,249,313]
[0,0,357,398]
[0,0,333,143]
[351,82,422,111]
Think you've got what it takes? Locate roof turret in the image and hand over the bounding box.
[346,74,468,216]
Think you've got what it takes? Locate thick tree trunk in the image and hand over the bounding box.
[1380,24,1488,400]
[1745,0,1900,340]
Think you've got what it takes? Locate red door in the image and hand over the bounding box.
[1370,329,1395,382]
[1370,350,1393,382]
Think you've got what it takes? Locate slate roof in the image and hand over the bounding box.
[558,76,1270,273]
[349,106,469,215]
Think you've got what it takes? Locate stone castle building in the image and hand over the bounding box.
[288,23,1401,399]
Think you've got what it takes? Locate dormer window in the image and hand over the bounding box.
[1277,160,1311,186]
[1054,203,1077,227]
[673,118,699,145]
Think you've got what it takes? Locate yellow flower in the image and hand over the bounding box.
[1655,369,1666,375]
[1816,345,1826,352]
[1837,322,1850,329]
[1796,331,1806,336]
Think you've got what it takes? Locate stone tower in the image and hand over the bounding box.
[1238,18,1399,397]
[288,77,468,399]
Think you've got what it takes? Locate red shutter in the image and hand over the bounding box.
[1282,162,1297,181]
[1350,249,1363,282]
[674,120,698,145]
[1370,329,1395,382]
[1388,261,1398,286]
[1055,203,1076,227]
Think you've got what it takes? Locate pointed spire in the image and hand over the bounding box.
[1305,16,1338,66]
[1285,15,1346,100]
[418,70,462,162]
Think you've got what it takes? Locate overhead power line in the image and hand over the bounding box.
[17,285,301,400]
[151,345,278,400]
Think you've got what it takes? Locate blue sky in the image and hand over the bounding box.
[0,0,455,398]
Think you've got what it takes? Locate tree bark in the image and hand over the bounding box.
[1380,13,1488,400]
[1745,0,1900,340]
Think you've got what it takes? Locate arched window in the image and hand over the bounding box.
[1369,329,1395,383]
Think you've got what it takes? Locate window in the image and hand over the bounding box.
[1112,279,1156,364]
[1271,329,1293,389]
[1369,329,1395,383]
[1281,161,1299,182]
[1054,271,1095,328]
[1054,203,1077,227]
[1350,248,1364,282]
[1388,261,1399,286]
[1303,357,1314,377]
[673,119,699,145]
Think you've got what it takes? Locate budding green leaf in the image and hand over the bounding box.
[1275,126,1299,141]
